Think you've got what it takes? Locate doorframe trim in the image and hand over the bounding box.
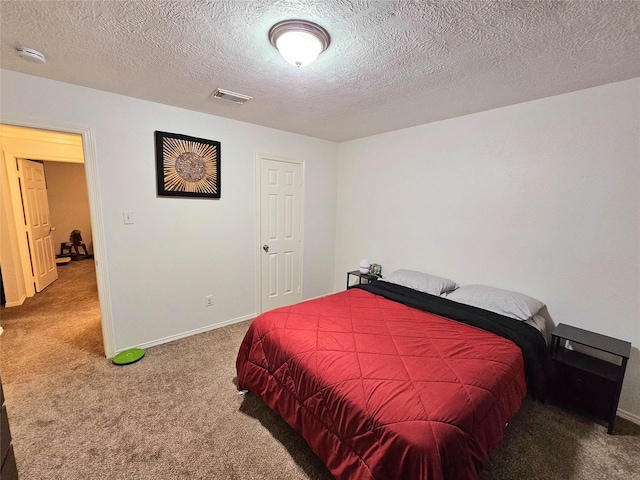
[254,153,305,315]
[1,115,115,358]
[3,151,36,297]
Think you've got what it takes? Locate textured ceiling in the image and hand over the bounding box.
[1,0,639,142]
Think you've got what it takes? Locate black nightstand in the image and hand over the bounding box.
[346,271,378,289]
[550,323,631,434]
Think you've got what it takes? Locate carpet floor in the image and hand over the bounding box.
[1,260,638,479]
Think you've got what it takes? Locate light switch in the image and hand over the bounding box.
[123,211,134,224]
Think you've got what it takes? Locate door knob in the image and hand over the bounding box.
[263,245,269,252]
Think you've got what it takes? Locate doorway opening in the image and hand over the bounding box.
[0,123,113,376]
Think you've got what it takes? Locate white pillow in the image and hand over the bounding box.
[381,269,458,296]
[446,284,545,321]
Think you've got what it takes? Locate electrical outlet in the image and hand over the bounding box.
[205,295,213,307]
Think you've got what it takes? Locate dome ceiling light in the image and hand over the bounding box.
[268,19,331,68]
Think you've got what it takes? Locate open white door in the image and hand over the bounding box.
[17,158,58,292]
[260,157,302,313]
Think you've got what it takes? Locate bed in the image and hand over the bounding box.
[236,274,553,480]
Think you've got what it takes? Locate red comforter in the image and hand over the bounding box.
[236,288,527,480]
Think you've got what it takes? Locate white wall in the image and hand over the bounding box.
[336,78,640,418]
[44,162,93,254]
[1,70,338,352]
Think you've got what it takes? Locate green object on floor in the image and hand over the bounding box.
[112,348,145,365]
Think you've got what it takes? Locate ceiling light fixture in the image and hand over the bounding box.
[268,19,330,68]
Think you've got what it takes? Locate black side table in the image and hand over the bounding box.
[550,323,631,434]
[346,271,378,289]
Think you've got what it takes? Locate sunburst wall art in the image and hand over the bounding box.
[155,131,221,198]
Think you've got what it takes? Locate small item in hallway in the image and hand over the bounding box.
[112,348,145,365]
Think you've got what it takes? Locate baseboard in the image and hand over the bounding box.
[114,313,256,356]
[303,292,334,302]
[3,295,26,308]
[618,408,640,426]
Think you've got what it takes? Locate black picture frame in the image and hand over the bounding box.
[155,131,221,198]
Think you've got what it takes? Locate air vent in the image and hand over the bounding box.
[212,88,252,104]
[15,47,46,63]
